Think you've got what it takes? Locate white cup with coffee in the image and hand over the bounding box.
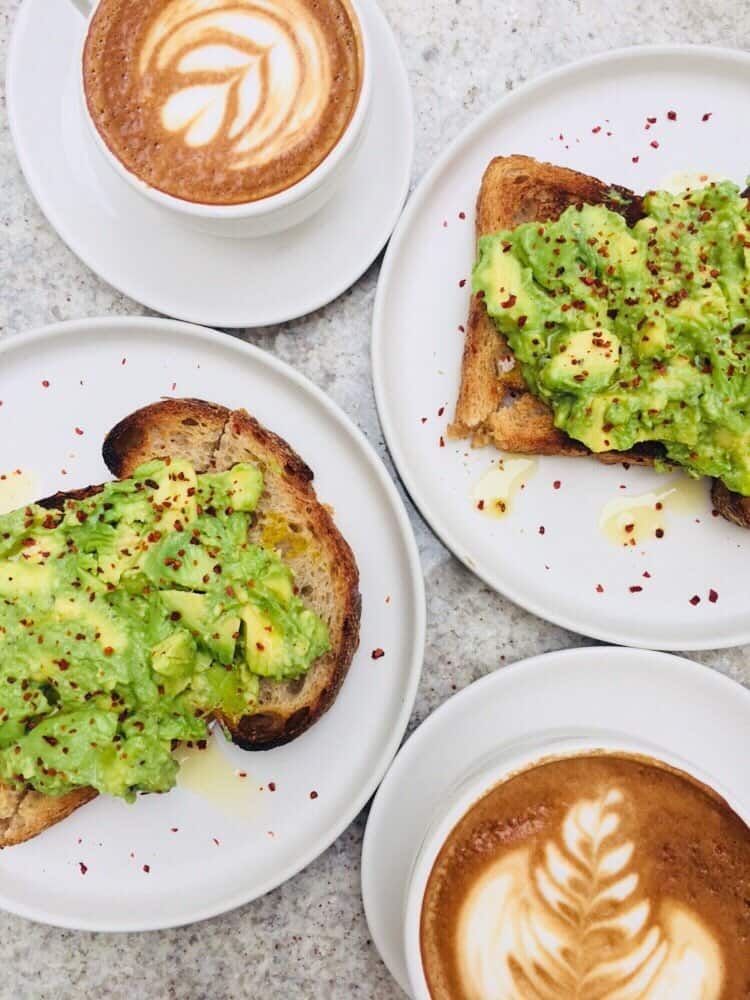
[403,735,750,1000]
[73,0,372,237]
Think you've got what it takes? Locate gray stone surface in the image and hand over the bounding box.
[1,1,749,997]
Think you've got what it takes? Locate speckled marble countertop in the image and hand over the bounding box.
[1,1,750,996]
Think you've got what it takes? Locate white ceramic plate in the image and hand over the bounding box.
[361,645,750,995]
[372,46,750,649]
[6,0,413,328]
[0,317,425,931]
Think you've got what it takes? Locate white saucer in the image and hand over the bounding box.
[0,317,425,930]
[361,646,750,995]
[6,0,413,328]
[372,46,750,649]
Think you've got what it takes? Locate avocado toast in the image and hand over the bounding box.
[0,400,360,847]
[450,155,750,523]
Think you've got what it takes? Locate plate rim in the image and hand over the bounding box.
[5,0,415,329]
[0,315,426,932]
[361,644,750,994]
[371,43,750,651]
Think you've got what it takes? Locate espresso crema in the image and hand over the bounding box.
[420,754,750,1000]
[83,0,363,204]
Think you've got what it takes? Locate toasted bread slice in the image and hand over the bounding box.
[0,785,97,849]
[449,155,657,465]
[0,400,360,846]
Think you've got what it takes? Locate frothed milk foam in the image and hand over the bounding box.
[420,754,750,1000]
[83,0,362,204]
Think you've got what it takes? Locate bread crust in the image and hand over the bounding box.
[0,399,361,845]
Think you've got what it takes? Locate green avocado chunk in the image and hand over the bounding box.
[0,460,330,800]
[473,181,750,494]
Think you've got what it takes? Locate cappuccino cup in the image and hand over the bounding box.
[404,734,750,1000]
[73,0,372,237]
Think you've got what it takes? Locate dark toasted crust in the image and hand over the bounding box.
[208,408,361,750]
[711,479,750,528]
[103,397,228,477]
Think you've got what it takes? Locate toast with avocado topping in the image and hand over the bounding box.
[0,400,360,847]
[450,155,750,521]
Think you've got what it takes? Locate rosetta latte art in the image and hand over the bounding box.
[138,0,333,169]
[456,789,724,1000]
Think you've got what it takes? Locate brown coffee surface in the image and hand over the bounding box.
[83,0,362,205]
[421,754,750,1000]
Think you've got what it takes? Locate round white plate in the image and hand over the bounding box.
[361,645,750,995]
[372,46,750,650]
[0,317,424,931]
[6,0,413,328]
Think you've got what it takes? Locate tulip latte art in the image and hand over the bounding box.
[420,755,750,1000]
[84,0,363,204]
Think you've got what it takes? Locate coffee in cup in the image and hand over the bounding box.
[419,753,750,999]
[82,0,364,206]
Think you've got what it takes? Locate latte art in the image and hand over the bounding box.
[420,754,750,1000]
[457,790,723,999]
[83,0,362,204]
[139,0,332,169]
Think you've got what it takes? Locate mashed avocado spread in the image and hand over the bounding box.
[0,460,329,799]
[474,180,750,494]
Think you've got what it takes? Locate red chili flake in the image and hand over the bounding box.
[439,436,445,448]
[553,480,561,490]
[624,523,635,534]
[646,116,657,124]
[708,589,718,603]
[476,500,485,510]
[41,380,50,388]
[103,646,114,656]
[595,584,604,593]
[632,155,640,163]
[442,220,448,228]
[459,211,466,220]
[701,112,712,122]
[667,110,677,121]
[142,864,150,873]
[650,140,659,149]
[371,648,385,660]
[212,838,220,846]
[689,594,701,606]
[655,528,664,538]
[171,382,177,391]
[268,781,276,791]
[459,279,467,288]
[309,790,318,800]
[458,325,465,333]
[591,125,601,134]
[78,862,88,875]
[437,406,445,417]
[606,131,613,137]
[500,294,517,309]
[629,585,643,593]
[170,827,179,833]
[538,525,545,535]
[643,571,651,578]
[74,427,84,436]
[121,358,127,365]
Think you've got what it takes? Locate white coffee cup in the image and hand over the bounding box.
[402,732,747,1000]
[72,0,372,238]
